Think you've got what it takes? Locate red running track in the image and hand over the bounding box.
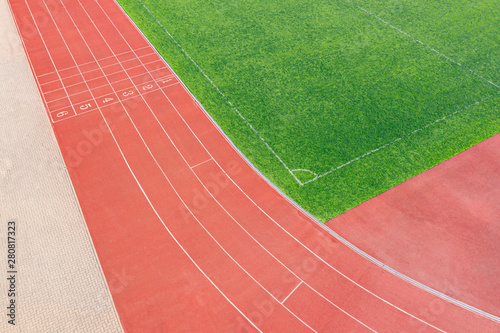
[7,0,500,331]
[327,134,500,318]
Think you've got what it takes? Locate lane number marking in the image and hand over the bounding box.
[79,103,92,110]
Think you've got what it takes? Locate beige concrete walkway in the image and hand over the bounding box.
[0,0,123,331]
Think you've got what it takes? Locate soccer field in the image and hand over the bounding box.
[117,0,500,221]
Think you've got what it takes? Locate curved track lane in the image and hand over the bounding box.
[7,0,500,331]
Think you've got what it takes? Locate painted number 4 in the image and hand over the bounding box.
[102,97,114,104]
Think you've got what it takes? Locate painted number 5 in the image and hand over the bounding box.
[80,103,92,110]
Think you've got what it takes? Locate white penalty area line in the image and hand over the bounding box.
[300,90,500,185]
[134,0,500,186]
[345,0,500,89]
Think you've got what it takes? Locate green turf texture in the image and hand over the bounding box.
[117,0,500,222]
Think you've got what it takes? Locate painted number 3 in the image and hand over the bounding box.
[122,90,134,97]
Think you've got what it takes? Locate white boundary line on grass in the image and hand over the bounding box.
[135,0,500,186]
[300,91,500,185]
[345,0,500,89]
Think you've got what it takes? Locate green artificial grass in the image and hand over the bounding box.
[117,0,500,221]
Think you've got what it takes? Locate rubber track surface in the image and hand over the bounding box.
[327,134,500,318]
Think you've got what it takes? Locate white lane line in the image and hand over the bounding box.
[11,0,126,329]
[37,45,152,79]
[5,3,125,328]
[99,101,264,333]
[132,0,302,185]
[40,57,161,88]
[53,0,498,326]
[44,66,169,114]
[281,282,302,305]
[171,86,444,331]
[36,71,56,77]
[43,0,119,124]
[54,0,262,331]
[345,0,499,89]
[190,158,212,169]
[42,65,156,97]
[114,1,449,331]
[114,3,446,332]
[21,0,74,117]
